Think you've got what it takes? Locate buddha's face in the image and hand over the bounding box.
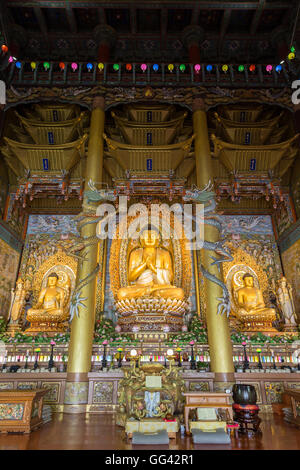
[244,275,254,288]
[47,276,58,287]
[140,230,160,248]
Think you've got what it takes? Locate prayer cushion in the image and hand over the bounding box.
[192,428,231,445]
[132,429,169,445]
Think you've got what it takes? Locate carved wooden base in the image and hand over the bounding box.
[233,404,261,436]
[118,312,184,333]
[6,323,22,337]
[238,320,277,332]
[25,321,69,335]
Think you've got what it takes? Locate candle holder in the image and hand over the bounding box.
[33,349,40,370]
[176,348,182,367]
[24,353,29,370]
[102,341,108,370]
[48,341,55,370]
[117,348,123,368]
[190,341,196,370]
[256,349,263,370]
[242,342,249,372]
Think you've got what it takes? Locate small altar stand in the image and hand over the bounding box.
[0,389,47,434]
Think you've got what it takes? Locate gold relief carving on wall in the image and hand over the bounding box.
[189,382,210,392]
[92,381,114,404]
[41,382,61,403]
[265,382,285,404]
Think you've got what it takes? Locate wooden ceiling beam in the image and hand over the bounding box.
[130,6,136,35]
[33,7,47,35]
[65,4,77,34]
[250,0,266,36]
[218,9,231,57]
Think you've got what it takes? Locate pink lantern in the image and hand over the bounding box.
[8,56,14,63]
[71,62,78,72]
[141,63,147,72]
[266,64,273,73]
[194,64,201,73]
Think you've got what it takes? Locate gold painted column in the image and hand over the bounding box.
[192,98,235,390]
[64,96,105,413]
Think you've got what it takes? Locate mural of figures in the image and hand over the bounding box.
[274,195,296,237]
[281,238,300,320]
[0,238,21,319]
[4,195,27,236]
[220,215,283,298]
[20,215,79,300]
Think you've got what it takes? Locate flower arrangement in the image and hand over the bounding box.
[94,318,138,346]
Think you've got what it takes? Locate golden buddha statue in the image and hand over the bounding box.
[117,228,185,302]
[26,272,69,333]
[235,273,277,331]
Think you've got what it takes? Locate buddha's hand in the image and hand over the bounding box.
[146,257,157,273]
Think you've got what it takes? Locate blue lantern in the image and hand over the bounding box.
[15,61,22,69]
[275,65,282,73]
[206,65,213,72]
[153,64,159,72]
[87,62,93,72]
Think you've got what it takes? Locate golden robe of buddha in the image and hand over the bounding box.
[236,273,276,319]
[117,229,185,302]
[27,272,65,318]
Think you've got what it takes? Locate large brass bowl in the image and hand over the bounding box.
[140,363,164,374]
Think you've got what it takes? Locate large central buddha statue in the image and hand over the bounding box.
[236,273,276,320]
[117,228,185,302]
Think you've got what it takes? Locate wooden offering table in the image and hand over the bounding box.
[283,389,300,428]
[0,389,47,434]
[183,392,233,435]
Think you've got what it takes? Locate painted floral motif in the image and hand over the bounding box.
[0,403,24,420]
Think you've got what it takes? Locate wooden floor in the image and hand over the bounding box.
[0,413,299,450]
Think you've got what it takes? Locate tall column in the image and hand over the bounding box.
[93,25,117,63]
[192,98,235,390]
[64,97,105,413]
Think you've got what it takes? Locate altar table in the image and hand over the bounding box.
[183,392,233,434]
[0,389,47,434]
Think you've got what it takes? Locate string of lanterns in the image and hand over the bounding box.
[1,43,297,75]
[10,61,288,74]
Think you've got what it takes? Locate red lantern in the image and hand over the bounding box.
[249,64,256,72]
[126,63,132,71]
[1,44,8,53]
[59,62,65,71]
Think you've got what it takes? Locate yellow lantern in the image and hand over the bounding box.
[288,52,295,60]
[30,61,36,70]
[98,62,104,71]
[168,63,174,72]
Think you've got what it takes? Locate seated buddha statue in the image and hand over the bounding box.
[117,228,185,302]
[26,272,69,332]
[235,273,277,328]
